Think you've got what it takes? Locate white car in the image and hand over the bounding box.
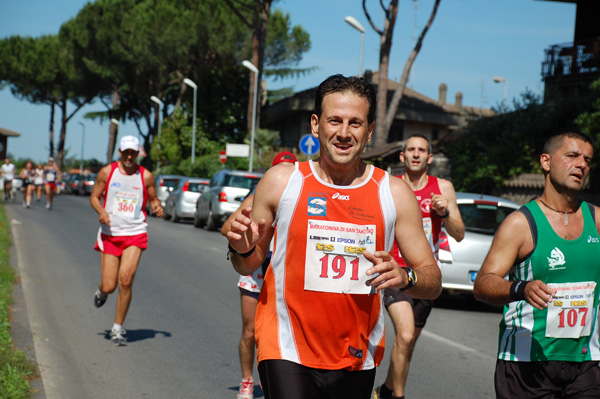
[439,192,521,294]
[194,169,263,231]
[164,177,209,223]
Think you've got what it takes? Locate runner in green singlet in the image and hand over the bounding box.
[474,132,600,398]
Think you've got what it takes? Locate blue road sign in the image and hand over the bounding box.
[299,134,320,156]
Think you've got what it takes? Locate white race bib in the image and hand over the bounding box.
[546,281,596,339]
[423,217,433,243]
[112,191,140,218]
[304,220,376,295]
[46,172,56,182]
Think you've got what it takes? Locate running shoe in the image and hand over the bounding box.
[237,378,253,399]
[110,328,127,346]
[94,288,107,308]
[373,385,392,399]
[46,203,51,210]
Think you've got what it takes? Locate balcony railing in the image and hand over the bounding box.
[542,39,600,79]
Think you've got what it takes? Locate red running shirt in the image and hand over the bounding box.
[392,175,443,266]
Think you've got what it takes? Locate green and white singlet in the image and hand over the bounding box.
[498,200,600,362]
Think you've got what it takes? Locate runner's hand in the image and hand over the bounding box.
[226,206,266,254]
[363,250,406,291]
[525,280,556,310]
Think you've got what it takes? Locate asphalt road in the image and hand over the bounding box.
[7,193,503,399]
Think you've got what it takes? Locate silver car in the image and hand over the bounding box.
[148,174,186,216]
[439,192,521,294]
[194,169,263,231]
[164,177,210,223]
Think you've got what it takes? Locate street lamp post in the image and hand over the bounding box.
[78,122,85,174]
[242,60,259,173]
[150,96,164,169]
[493,76,508,109]
[344,16,365,76]
[183,78,197,164]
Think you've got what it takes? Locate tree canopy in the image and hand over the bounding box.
[0,0,311,172]
[445,87,600,194]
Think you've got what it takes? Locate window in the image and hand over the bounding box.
[458,203,516,235]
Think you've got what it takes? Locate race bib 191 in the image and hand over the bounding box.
[546,281,596,339]
[304,220,376,295]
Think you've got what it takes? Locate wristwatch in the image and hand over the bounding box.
[398,267,417,291]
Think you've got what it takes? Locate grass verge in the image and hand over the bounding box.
[0,201,38,398]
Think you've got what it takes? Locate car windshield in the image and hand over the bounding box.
[458,203,517,235]
[224,174,261,189]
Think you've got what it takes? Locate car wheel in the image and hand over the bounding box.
[193,211,203,228]
[164,207,171,221]
[206,209,218,231]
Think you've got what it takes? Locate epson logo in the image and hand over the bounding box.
[332,193,350,201]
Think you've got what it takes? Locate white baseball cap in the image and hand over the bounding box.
[119,135,140,152]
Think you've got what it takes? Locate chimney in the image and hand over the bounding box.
[438,83,447,105]
[455,91,463,109]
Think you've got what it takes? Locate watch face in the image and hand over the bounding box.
[406,268,416,287]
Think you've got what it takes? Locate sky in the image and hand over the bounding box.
[0,0,577,164]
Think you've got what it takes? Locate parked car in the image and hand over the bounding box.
[164,177,209,223]
[439,193,521,294]
[63,173,85,195]
[83,173,97,195]
[194,169,263,231]
[148,174,186,216]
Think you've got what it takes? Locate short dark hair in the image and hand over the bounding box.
[543,131,595,156]
[403,134,432,154]
[314,74,377,124]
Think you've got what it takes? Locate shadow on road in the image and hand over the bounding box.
[101,329,172,343]
[433,291,503,314]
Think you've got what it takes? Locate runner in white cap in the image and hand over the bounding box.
[90,135,163,345]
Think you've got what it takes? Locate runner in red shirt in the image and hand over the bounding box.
[375,134,465,399]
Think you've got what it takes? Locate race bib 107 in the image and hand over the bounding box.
[546,281,596,339]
